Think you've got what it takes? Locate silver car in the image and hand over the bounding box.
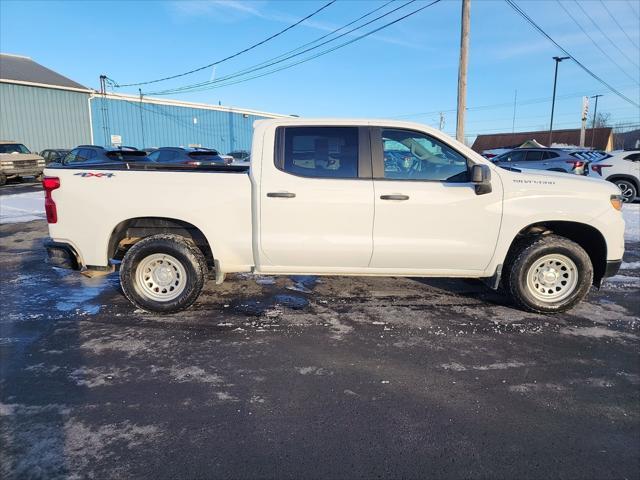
[491,148,606,175]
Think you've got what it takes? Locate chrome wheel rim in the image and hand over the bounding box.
[135,253,187,302]
[616,182,634,202]
[526,254,578,303]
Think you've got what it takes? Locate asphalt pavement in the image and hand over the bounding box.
[1,219,639,479]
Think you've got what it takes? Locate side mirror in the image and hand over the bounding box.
[471,164,492,195]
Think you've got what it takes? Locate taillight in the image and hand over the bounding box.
[591,164,612,175]
[566,160,585,170]
[43,176,60,223]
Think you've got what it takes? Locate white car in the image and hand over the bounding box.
[42,118,625,314]
[590,150,640,203]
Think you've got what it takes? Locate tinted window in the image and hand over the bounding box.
[624,153,640,161]
[106,151,147,161]
[62,149,78,164]
[278,127,359,178]
[380,129,468,182]
[501,150,526,163]
[525,151,544,161]
[544,151,559,159]
[151,150,179,162]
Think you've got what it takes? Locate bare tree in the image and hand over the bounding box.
[588,111,611,128]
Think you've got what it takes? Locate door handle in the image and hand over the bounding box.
[267,192,296,198]
[380,194,409,201]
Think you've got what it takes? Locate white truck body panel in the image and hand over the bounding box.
[45,118,624,281]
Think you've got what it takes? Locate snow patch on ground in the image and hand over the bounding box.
[623,203,639,242]
[0,191,44,223]
[620,261,640,270]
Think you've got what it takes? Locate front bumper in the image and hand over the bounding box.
[604,260,622,278]
[44,239,79,270]
[1,167,44,177]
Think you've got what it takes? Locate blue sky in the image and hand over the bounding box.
[1,0,639,140]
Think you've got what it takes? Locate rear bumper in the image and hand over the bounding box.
[604,259,622,278]
[44,239,79,270]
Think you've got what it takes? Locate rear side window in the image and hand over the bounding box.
[544,151,559,159]
[624,153,640,161]
[106,151,147,162]
[276,126,359,179]
[525,151,544,161]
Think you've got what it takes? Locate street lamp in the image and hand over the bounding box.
[548,56,570,146]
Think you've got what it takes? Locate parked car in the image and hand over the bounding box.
[491,148,593,175]
[0,141,45,185]
[590,150,640,202]
[228,150,251,161]
[48,146,148,167]
[43,118,624,315]
[40,149,71,165]
[146,147,232,166]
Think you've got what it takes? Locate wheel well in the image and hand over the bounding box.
[506,221,607,286]
[108,217,214,268]
[606,174,639,191]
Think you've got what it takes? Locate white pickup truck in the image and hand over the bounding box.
[43,118,625,314]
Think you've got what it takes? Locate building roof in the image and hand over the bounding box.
[0,53,90,92]
[471,127,613,152]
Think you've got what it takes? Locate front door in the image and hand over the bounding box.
[259,126,374,271]
[369,127,503,272]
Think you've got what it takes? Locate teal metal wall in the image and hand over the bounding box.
[91,97,272,153]
[0,82,91,152]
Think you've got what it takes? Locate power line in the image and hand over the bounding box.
[573,0,639,70]
[144,0,397,96]
[147,0,443,97]
[504,0,640,108]
[148,0,422,96]
[113,0,337,88]
[598,0,640,50]
[626,0,640,20]
[556,0,639,85]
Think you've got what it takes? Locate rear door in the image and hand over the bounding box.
[258,126,374,270]
[523,150,546,170]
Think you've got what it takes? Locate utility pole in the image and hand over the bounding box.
[590,94,603,148]
[439,112,445,130]
[512,89,517,133]
[456,0,470,143]
[99,75,110,146]
[548,56,570,146]
[139,89,146,149]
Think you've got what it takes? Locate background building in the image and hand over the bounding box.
[0,53,287,153]
[471,127,614,154]
[0,53,92,152]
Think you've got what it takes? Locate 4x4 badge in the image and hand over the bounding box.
[74,172,115,178]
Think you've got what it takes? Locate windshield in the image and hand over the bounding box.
[0,143,30,154]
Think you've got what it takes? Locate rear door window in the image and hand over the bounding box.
[277,126,359,178]
[524,151,544,162]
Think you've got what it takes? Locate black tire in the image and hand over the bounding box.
[0,174,6,186]
[505,234,593,313]
[120,234,208,313]
[613,179,637,203]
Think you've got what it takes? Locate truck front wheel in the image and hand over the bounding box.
[120,234,208,313]
[505,235,593,313]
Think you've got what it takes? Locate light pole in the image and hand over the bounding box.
[548,56,570,146]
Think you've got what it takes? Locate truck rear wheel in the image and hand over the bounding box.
[120,234,208,313]
[505,235,593,313]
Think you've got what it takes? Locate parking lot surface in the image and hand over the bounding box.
[1,217,639,479]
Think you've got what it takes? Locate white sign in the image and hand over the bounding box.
[110,134,122,146]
